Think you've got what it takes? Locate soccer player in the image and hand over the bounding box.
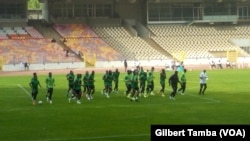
[66,70,75,97]
[150,67,155,95]
[178,68,187,95]
[69,73,82,104]
[113,68,120,94]
[45,72,55,104]
[146,72,154,97]
[29,72,41,105]
[105,70,113,98]
[130,70,139,102]
[199,69,208,95]
[169,71,180,100]
[101,70,109,95]
[82,71,89,98]
[87,70,95,100]
[159,69,166,97]
[139,68,147,97]
[124,70,132,98]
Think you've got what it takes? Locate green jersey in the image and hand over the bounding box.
[147,75,154,86]
[180,72,186,83]
[30,77,40,92]
[103,73,109,86]
[83,74,89,86]
[113,71,120,81]
[131,74,139,88]
[160,71,166,84]
[88,74,95,86]
[67,73,75,85]
[73,77,82,90]
[106,74,113,86]
[139,71,147,83]
[124,74,132,85]
[147,70,155,80]
[45,76,55,88]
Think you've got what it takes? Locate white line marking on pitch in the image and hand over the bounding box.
[44,133,150,141]
[17,84,31,98]
[187,94,221,103]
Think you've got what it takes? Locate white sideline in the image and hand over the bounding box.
[17,84,31,98]
[187,94,221,103]
[43,133,150,141]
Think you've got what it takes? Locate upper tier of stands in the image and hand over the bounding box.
[148,24,250,59]
[92,26,168,60]
[54,24,124,61]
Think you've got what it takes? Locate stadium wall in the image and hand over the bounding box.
[3,57,250,72]
[2,62,85,71]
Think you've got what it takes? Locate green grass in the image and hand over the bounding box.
[0,69,250,141]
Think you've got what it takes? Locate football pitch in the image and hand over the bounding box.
[0,68,250,141]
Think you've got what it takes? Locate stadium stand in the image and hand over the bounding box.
[53,24,124,61]
[25,26,44,38]
[148,24,250,59]
[0,39,76,64]
[92,26,168,60]
[53,24,99,38]
[1,0,250,71]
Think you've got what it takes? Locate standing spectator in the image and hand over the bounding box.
[178,68,187,95]
[19,61,24,71]
[24,62,29,71]
[217,59,223,69]
[66,50,69,57]
[45,72,55,104]
[124,59,128,72]
[226,60,232,69]
[232,62,236,69]
[169,71,180,100]
[171,60,176,71]
[210,60,216,69]
[29,72,42,105]
[62,38,67,42]
[199,69,208,95]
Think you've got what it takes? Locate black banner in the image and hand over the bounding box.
[151,125,250,141]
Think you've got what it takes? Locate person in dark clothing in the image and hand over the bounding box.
[124,59,128,72]
[24,62,29,70]
[29,72,42,105]
[168,71,180,100]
